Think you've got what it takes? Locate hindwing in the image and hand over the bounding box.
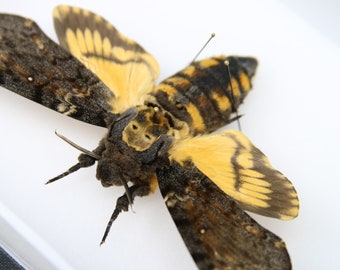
[169,130,299,220]
[53,5,160,113]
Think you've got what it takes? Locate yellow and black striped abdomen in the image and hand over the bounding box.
[152,56,258,135]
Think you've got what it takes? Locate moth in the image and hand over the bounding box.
[0,5,299,270]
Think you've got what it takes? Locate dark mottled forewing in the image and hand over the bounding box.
[0,14,114,127]
[157,162,292,270]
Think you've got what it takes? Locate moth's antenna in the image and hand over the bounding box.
[45,163,83,184]
[45,132,100,184]
[191,33,215,63]
[55,131,100,160]
[224,60,242,131]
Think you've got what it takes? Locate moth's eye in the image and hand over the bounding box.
[132,124,138,130]
[145,134,151,140]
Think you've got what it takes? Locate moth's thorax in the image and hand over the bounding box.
[122,104,189,151]
[96,105,188,188]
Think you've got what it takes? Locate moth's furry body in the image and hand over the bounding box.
[0,5,299,269]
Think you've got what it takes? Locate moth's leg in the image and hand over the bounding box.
[100,179,157,244]
[46,141,106,184]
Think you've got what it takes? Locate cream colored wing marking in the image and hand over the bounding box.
[53,5,159,113]
[169,130,299,220]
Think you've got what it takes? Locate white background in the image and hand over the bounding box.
[0,0,339,269]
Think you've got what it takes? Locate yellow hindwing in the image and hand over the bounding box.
[53,5,159,113]
[169,130,299,220]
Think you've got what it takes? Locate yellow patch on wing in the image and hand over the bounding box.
[169,130,299,220]
[53,5,159,113]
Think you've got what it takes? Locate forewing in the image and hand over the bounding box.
[169,130,299,220]
[53,5,160,113]
[157,162,292,269]
[0,14,114,127]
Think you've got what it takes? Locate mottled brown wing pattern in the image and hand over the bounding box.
[0,14,114,127]
[157,161,292,270]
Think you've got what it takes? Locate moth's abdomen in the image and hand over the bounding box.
[152,56,258,134]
